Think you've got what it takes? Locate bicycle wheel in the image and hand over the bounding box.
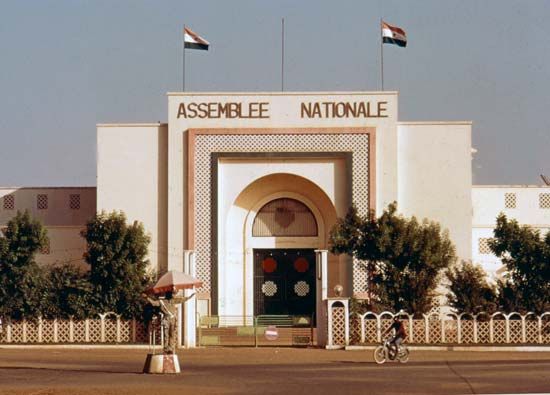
[398,346,410,363]
[373,346,387,364]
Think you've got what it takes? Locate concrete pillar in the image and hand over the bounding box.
[183,250,197,348]
[315,250,328,346]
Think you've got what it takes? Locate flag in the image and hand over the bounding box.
[184,27,209,50]
[381,21,407,47]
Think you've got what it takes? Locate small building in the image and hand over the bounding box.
[472,185,550,280]
[0,187,96,268]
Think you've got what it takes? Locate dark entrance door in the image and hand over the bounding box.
[253,249,316,318]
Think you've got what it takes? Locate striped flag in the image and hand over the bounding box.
[184,27,209,51]
[381,21,407,47]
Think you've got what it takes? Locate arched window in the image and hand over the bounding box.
[252,198,318,237]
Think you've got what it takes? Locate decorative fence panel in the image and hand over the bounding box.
[351,311,550,346]
[0,313,148,344]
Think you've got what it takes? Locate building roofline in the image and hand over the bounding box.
[398,121,472,126]
[97,123,167,128]
[473,185,550,188]
[166,91,399,97]
[0,186,96,190]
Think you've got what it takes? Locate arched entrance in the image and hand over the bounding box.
[221,173,342,318]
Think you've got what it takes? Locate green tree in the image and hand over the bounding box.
[41,263,92,319]
[489,213,550,313]
[0,210,49,319]
[445,261,497,314]
[330,203,456,315]
[81,211,152,318]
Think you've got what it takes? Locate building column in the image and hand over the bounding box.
[315,249,328,346]
[182,250,197,348]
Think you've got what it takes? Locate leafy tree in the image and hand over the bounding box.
[445,261,497,314]
[330,203,456,315]
[0,210,49,319]
[81,211,152,318]
[41,263,93,319]
[489,213,550,313]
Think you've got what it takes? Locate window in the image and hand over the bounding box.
[252,198,318,237]
[540,193,550,209]
[3,194,14,210]
[39,239,50,255]
[69,194,80,210]
[478,238,492,254]
[37,194,48,210]
[504,193,516,209]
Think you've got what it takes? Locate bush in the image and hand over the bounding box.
[0,211,49,319]
[41,263,93,319]
[446,261,497,315]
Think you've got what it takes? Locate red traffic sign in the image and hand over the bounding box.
[265,325,278,341]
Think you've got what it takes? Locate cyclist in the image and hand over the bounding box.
[384,315,407,358]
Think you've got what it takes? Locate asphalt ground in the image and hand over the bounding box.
[0,347,549,395]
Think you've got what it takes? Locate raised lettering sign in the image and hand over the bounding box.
[300,101,388,118]
[177,102,270,119]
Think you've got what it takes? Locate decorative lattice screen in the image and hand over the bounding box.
[252,198,317,237]
[193,132,371,293]
[539,193,550,209]
[69,194,81,210]
[3,194,14,210]
[37,194,48,210]
[478,238,492,254]
[504,193,516,208]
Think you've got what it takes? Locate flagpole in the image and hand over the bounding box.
[380,18,384,91]
[281,17,285,92]
[183,24,186,92]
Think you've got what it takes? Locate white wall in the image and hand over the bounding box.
[472,186,550,278]
[37,226,89,268]
[0,187,95,226]
[96,124,168,273]
[473,186,550,227]
[0,187,95,268]
[397,122,472,262]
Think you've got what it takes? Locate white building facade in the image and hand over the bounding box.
[0,187,96,268]
[96,91,472,319]
[472,185,550,280]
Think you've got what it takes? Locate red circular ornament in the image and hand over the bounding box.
[294,257,309,273]
[262,257,277,273]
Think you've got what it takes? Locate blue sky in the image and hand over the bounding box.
[1,0,549,186]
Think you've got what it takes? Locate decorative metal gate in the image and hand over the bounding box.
[253,249,316,319]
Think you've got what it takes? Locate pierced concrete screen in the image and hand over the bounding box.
[69,194,81,210]
[252,198,318,237]
[3,195,14,210]
[540,193,550,209]
[504,193,516,209]
[37,194,48,210]
[478,238,492,254]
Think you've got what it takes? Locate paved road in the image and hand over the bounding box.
[0,347,549,394]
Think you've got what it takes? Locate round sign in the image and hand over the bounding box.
[265,325,278,341]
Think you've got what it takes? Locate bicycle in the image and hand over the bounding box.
[373,338,410,364]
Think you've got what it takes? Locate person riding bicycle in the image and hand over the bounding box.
[384,316,407,358]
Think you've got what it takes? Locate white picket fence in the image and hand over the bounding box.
[0,312,150,344]
[349,311,550,345]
